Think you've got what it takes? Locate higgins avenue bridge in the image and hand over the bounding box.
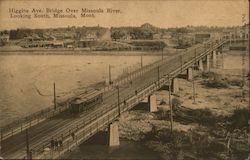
[0,35,248,159]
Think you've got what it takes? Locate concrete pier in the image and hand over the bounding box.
[216,50,220,55]
[198,60,203,71]
[105,78,110,85]
[171,78,179,93]
[187,67,193,81]
[108,121,120,147]
[206,54,210,71]
[148,94,157,112]
[212,51,217,68]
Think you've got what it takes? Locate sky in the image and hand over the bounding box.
[0,0,249,30]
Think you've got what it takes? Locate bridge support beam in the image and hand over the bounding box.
[198,60,203,71]
[187,67,193,81]
[148,94,157,112]
[212,51,217,68]
[171,78,179,93]
[108,121,120,147]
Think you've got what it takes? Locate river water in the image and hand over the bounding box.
[0,55,162,126]
[0,51,248,127]
[63,131,161,160]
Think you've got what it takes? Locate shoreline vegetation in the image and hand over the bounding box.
[0,50,162,56]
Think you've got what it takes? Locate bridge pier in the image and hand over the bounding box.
[198,60,204,71]
[205,54,210,71]
[212,50,217,68]
[216,49,222,55]
[187,67,193,81]
[108,121,120,147]
[148,94,157,112]
[171,78,179,93]
[105,77,110,85]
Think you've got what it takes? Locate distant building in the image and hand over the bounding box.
[83,33,97,41]
[63,39,75,48]
[0,34,9,42]
[120,34,131,41]
[153,34,161,40]
[161,32,172,39]
[53,41,64,48]
[195,33,210,43]
[78,40,96,48]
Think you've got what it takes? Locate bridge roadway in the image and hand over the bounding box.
[1,38,227,159]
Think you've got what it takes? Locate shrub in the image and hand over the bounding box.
[201,72,220,79]
[172,97,182,110]
[227,78,243,87]
[228,107,248,130]
[203,78,229,88]
[191,108,218,127]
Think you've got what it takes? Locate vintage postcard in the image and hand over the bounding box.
[0,0,249,159]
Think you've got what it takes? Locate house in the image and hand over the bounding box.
[120,34,131,41]
[84,33,97,41]
[161,32,172,39]
[63,39,75,48]
[153,33,161,40]
[0,34,9,42]
[194,33,210,43]
[53,41,64,48]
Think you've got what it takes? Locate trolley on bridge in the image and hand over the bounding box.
[69,90,103,114]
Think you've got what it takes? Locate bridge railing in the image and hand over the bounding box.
[0,102,71,140]
[32,76,167,159]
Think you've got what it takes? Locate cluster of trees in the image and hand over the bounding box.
[9,29,32,40]
[75,26,107,39]
[111,27,154,40]
[8,26,108,40]
[0,30,8,36]
[111,23,161,40]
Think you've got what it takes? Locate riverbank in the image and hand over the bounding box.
[118,62,249,159]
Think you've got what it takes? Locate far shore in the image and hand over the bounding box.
[0,47,181,56]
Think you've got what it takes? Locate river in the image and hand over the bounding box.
[0,55,161,126]
[63,131,161,160]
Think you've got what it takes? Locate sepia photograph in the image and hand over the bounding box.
[0,0,249,159]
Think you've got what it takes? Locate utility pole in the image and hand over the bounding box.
[241,15,246,100]
[161,48,164,60]
[195,48,197,62]
[180,54,183,73]
[109,65,112,85]
[141,55,143,68]
[26,129,31,159]
[168,75,173,135]
[53,82,56,110]
[157,66,160,86]
[117,85,120,116]
[192,69,196,104]
[0,128,2,155]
